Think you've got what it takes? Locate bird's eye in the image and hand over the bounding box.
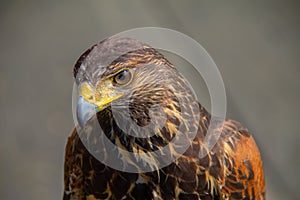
[113,69,132,85]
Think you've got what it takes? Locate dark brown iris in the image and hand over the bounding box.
[113,69,132,85]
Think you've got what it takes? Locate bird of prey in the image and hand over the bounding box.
[63,37,265,200]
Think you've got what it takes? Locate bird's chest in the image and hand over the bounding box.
[83,162,218,200]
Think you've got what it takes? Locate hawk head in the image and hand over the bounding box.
[74,37,200,154]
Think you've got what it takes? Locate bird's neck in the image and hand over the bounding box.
[95,101,211,154]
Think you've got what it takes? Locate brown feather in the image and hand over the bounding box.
[64,37,265,200]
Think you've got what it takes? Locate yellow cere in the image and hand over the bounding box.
[79,82,94,103]
[79,81,124,111]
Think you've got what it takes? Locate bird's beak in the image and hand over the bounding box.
[76,81,124,127]
[77,96,99,127]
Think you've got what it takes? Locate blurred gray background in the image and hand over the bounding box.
[1,0,299,199]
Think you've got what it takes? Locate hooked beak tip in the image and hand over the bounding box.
[76,96,98,127]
